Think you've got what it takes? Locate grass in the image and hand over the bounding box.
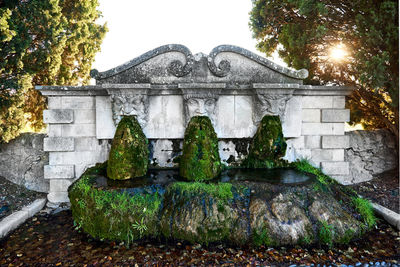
[169,182,233,201]
[318,220,333,247]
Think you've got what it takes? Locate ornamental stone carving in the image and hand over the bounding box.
[182,89,221,126]
[252,90,292,125]
[108,89,149,127]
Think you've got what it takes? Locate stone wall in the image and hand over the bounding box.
[344,129,398,184]
[0,133,49,192]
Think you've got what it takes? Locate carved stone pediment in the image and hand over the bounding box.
[107,88,149,127]
[91,44,308,85]
[181,88,221,126]
[252,89,294,125]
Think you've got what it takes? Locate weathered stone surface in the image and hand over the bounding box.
[321,109,350,122]
[43,109,73,124]
[43,137,74,152]
[345,130,398,183]
[95,96,116,139]
[0,133,49,192]
[61,124,96,137]
[62,96,95,109]
[321,162,349,176]
[304,135,321,148]
[302,109,321,122]
[44,165,75,179]
[302,123,344,136]
[107,116,149,180]
[322,135,350,149]
[179,116,221,181]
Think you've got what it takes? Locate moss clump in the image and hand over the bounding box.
[179,116,221,181]
[352,197,377,228]
[69,164,162,245]
[243,115,288,168]
[169,182,233,201]
[318,220,333,247]
[107,116,149,180]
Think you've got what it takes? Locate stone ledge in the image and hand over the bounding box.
[43,109,73,124]
[321,161,349,175]
[0,198,46,239]
[371,202,400,230]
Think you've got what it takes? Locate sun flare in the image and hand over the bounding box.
[329,44,347,62]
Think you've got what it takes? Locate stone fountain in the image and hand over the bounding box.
[36,44,374,246]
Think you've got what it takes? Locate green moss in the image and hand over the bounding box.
[292,159,337,185]
[243,115,288,168]
[69,164,162,245]
[252,228,274,247]
[338,229,356,245]
[107,116,149,180]
[179,116,221,181]
[352,197,377,228]
[318,220,333,247]
[169,182,233,201]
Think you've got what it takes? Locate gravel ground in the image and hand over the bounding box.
[0,210,399,266]
[0,176,46,220]
[349,169,399,213]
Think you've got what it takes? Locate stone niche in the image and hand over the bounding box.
[36,44,352,203]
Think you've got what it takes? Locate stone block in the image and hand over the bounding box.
[50,179,73,192]
[322,135,350,148]
[330,175,352,185]
[304,136,321,148]
[321,162,349,175]
[321,109,350,122]
[47,192,69,203]
[145,95,185,138]
[216,95,235,137]
[74,109,95,124]
[44,165,75,179]
[43,137,74,152]
[47,125,62,137]
[286,136,305,149]
[311,149,344,162]
[301,123,344,136]
[48,97,62,109]
[62,96,95,109]
[95,96,115,139]
[282,96,302,138]
[21,199,46,217]
[333,96,345,109]
[302,96,333,108]
[43,109,73,124]
[302,109,320,122]
[75,137,108,152]
[62,124,96,137]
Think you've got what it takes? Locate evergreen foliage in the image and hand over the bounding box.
[250,0,399,145]
[0,0,107,142]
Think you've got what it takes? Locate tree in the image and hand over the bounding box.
[0,0,107,143]
[249,0,399,144]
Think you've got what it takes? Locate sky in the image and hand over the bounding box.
[92,0,285,72]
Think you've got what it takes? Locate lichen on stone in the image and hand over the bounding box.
[179,116,221,181]
[243,115,288,168]
[107,116,149,180]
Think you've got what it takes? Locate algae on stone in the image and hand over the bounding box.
[243,115,288,168]
[179,116,221,181]
[107,116,149,180]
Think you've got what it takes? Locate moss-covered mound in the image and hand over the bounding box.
[69,163,162,244]
[243,115,288,168]
[69,161,376,247]
[107,116,149,180]
[179,116,221,181]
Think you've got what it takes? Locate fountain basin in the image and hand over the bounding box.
[69,161,373,247]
